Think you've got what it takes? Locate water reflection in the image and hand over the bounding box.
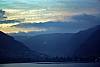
[0,65,4,67]
[0,63,100,67]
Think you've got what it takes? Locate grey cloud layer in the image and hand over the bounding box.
[13,14,100,33]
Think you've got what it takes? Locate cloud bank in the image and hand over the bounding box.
[11,14,100,34]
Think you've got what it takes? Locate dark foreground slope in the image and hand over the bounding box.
[0,31,47,63]
[74,25,100,57]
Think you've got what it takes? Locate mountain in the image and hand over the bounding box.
[13,33,74,57]
[74,25,100,57]
[65,25,100,56]
[11,25,100,57]
[0,31,47,63]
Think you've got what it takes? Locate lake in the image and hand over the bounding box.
[0,63,100,67]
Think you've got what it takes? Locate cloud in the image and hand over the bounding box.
[3,9,72,22]
[0,11,100,34]
[70,14,100,23]
[0,20,21,24]
[0,0,100,14]
[0,0,100,23]
[0,25,46,33]
[12,13,100,33]
[0,0,100,34]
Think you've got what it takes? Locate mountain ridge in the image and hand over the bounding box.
[74,26,100,57]
[9,25,100,57]
[0,31,48,63]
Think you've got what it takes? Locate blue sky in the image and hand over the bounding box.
[0,0,100,33]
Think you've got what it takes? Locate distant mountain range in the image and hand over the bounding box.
[0,31,48,63]
[0,25,100,63]
[13,25,100,57]
[13,33,74,57]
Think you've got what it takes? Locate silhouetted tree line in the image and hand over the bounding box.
[38,56,100,63]
[0,56,100,64]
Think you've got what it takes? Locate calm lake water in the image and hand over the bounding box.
[0,63,100,67]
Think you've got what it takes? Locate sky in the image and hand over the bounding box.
[0,0,100,34]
